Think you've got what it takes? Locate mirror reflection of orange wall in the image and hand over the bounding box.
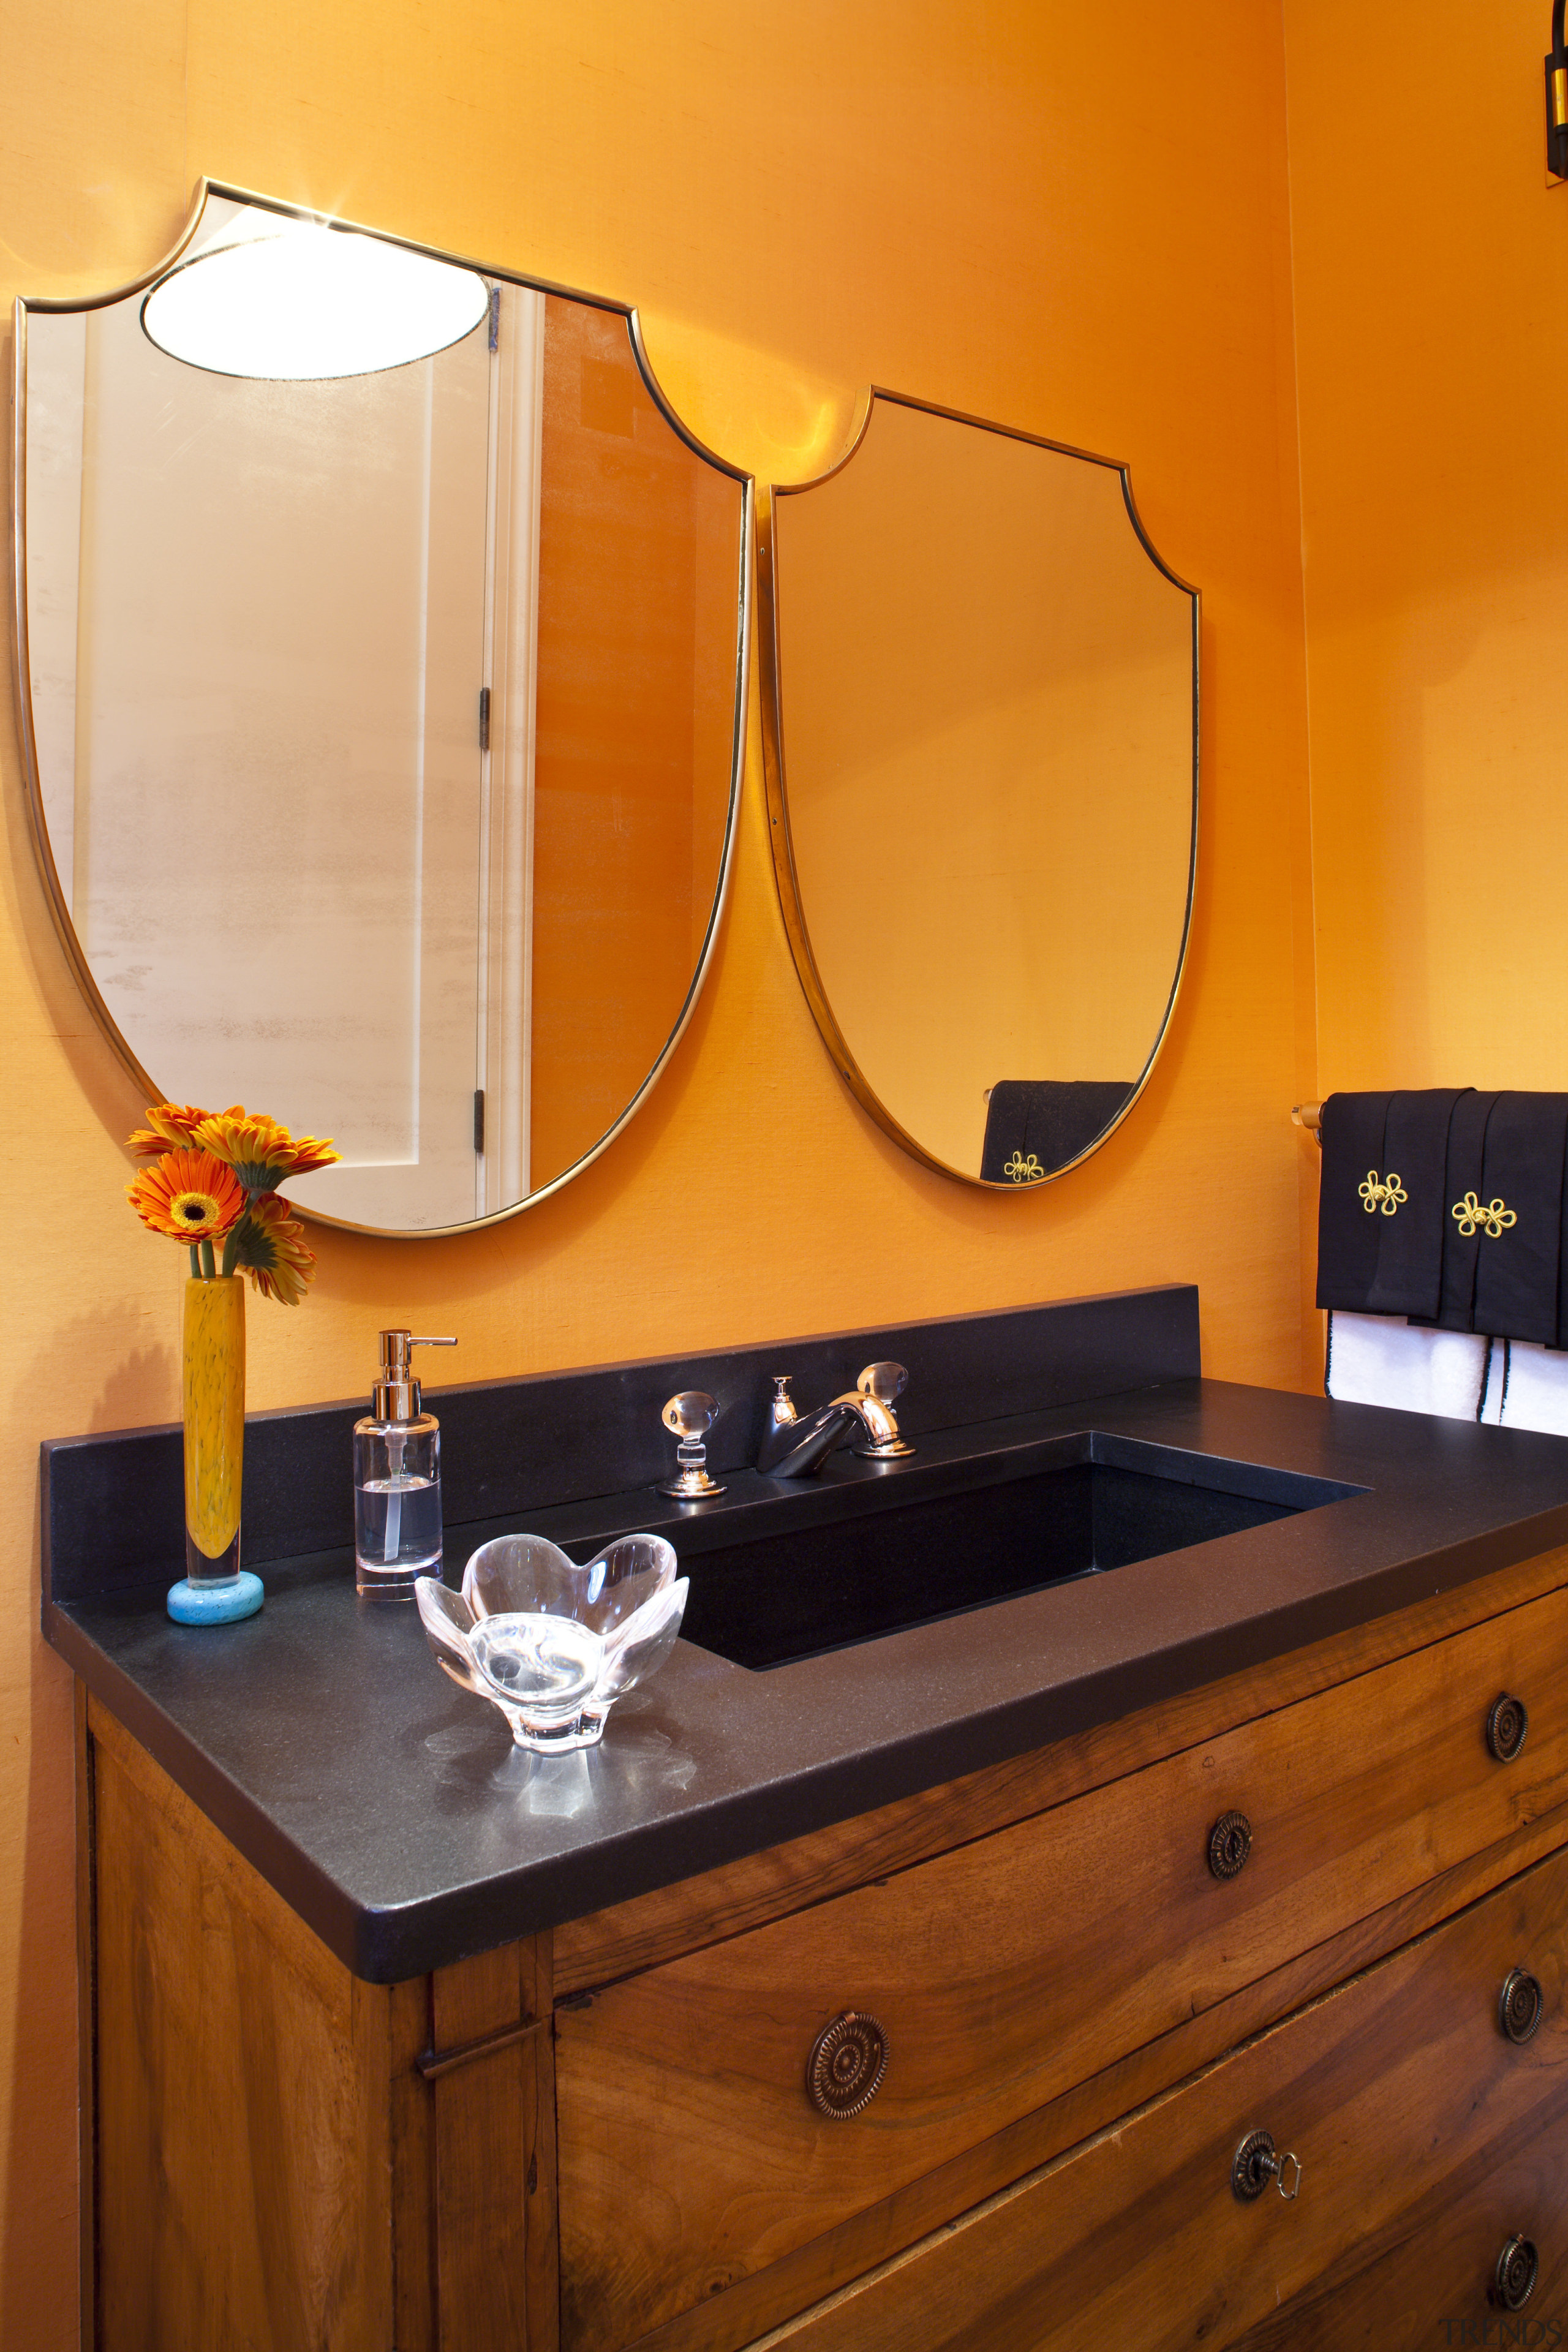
[529,298,737,1189]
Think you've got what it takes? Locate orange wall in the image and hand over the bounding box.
[1286,1,1568,1099]
[0,2,1316,2337]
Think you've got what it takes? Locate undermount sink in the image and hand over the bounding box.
[673,1431,1362,1670]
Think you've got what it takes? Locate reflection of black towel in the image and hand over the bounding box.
[1471,1093,1568,1345]
[981,1082,1136,1183]
[1316,1092,1391,1310]
[1364,1089,1468,1317]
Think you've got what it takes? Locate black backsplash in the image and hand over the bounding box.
[42,1283,1199,1603]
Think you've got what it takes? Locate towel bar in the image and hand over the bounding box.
[1292,1101,1323,1140]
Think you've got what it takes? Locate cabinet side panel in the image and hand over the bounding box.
[75,1681,97,2352]
[529,1992,561,2352]
[89,1703,394,2352]
[432,1932,559,2352]
[390,1975,437,2352]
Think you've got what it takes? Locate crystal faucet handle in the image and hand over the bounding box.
[658,1391,725,1500]
[662,1390,719,1441]
[854,1361,914,1460]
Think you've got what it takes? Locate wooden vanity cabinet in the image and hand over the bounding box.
[78,1545,1568,2352]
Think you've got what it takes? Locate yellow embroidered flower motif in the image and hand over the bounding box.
[126,1101,243,1158]
[1452,1191,1517,1241]
[230,1192,317,1307]
[193,1107,341,1191]
[126,1148,246,1243]
[1359,1169,1408,1216]
[1004,1151,1046,1184]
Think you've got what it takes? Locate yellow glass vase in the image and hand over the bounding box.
[182,1274,245,1581]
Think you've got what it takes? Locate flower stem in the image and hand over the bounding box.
[189,1245,200,1280]
[221,1216,246,1281]
[200,1238,216,1281]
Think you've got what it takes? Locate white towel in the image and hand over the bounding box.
[1326,1311,1493,1422]
[1496,1341,1568,1437]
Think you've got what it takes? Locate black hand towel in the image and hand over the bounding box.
[1471,1092,1568,1345]
[981,1081,1135,1183]
[1363,1088,1468,1317]
[1315,1091,1392,1310]
[980,1085,1030,1182]
[1430,1090,1498,1330]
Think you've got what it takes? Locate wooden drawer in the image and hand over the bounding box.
[1231,2098,1568,2349]
[761,1839,1568,2350]
[557,1587,1568,2350]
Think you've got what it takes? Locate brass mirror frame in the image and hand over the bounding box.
[9,178,754,1238]
[758,386,1199,1189]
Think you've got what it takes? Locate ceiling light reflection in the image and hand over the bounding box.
[141,225,491,382]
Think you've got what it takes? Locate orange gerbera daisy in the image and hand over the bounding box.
[194,1107,341,1190]
[229,1193,317,1306]
[126,1101,242,1158]
[126,1148,246,1244]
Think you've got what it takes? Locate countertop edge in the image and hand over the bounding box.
[47,1601,373,1976]
[49,1497,1568,1983]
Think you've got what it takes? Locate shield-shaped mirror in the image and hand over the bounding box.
[761,391,1196,1188]
[13,183,750,1234]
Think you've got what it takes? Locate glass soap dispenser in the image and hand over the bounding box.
[354,1330,457,1599]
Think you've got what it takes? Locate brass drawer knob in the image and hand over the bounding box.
[1232,2128,1302,2203]
[1499,1967,1545,2046]
[806,2011,888,2119]
[1493,2236,1539,2312]
[1487,1694,1529,1763]
[1208,1811,1252,1880]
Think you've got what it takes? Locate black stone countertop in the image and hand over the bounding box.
[43,1372,1568,1982]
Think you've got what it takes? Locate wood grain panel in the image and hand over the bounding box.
[557,1548,1568,1995]
[432,1932,557,2352]
[90,1704,394,2352]
[761,1842,1568,2351]
[75,1681,99,2352]
[620,1792,1568,2352]
[557,1584,1568,2349]
[390,1974,436,2352]
[1230,2100,1566,2348]
[529,2000,562,2352]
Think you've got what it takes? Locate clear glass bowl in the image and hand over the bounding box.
[415,1532,686,1754]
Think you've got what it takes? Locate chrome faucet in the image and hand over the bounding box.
[757,1363,914,1477]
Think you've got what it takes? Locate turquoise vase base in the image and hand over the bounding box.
[167,1570,265,1625]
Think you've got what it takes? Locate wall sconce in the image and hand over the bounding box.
[1548,1,1568,179]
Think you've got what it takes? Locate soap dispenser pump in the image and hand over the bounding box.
[353,1330,456,1599]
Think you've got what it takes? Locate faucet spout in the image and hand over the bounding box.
[756,1383,900,1477]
